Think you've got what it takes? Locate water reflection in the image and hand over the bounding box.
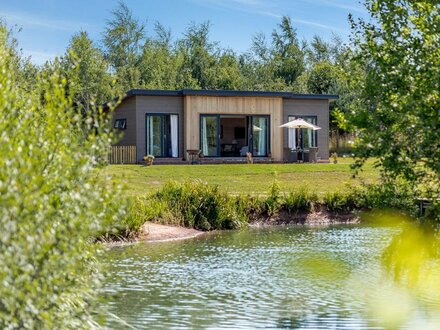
[100,225,413,329]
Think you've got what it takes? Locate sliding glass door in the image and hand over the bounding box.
[200,116,219,157]
[251,116,269,157]
[200,114,270,157]
[146,114,178,157]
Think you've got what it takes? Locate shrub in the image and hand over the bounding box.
[353,180,418,215]
[284,188,319,214]
[152,180,247,230]
[322,181,418,215]
[323,191,350,213]
[0,25,125,328]
[126,196,175,230]
[235,194,263,220]
[264,182,282,217]
[125,180,422,234]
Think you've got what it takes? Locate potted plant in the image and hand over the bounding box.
[144,155,155,166]
[246,152,253,164]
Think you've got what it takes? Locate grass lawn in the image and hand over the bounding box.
[104,158,380,196]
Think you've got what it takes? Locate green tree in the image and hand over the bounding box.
[349,0,440,204]
[247,16,305,91]
[307,35,332,65]
[180,21,217,89]
[307,60,337,94]
[102,0,145,92]
[271,16,306,86]
[63,31,113,114]
[213,51,243,90]
[248,33,285,90]
[138,22,199,89]
[0,24,124,328]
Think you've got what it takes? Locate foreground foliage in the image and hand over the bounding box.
[0,25,123,328]
[348,0,440,215]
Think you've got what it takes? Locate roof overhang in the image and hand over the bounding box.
[105,89,339,108]
[126,89,339,100]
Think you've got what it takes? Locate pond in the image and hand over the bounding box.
[100,225,439,329]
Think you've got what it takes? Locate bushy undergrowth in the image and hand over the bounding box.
[284,187,319,214]
[121,179,421,234]
[127,181,249,231]
[0,25,125,328]
[324,180,418,215]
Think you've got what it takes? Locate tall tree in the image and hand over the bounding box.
[180,21,217,89]
[212,50,243,90]
[307,61,337,94]
[271,16,306,86]
[102,0,145,92]
[307,35,331,65]
[139,23,180,89]
[63,31,113,113]
[349,0,440,204]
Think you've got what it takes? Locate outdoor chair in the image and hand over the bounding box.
[284,148,298,162]
[240,146,249,157]
[304,147,319,163]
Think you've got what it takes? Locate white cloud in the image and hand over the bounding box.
[191,0,281,18]
[192,0,344,31]
[300,0,367,14]
[0,10,92,31]
[291,19,345,33]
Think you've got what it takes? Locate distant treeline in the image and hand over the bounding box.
[12,1,357,133]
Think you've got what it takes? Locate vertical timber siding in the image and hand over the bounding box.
[108,146,137,164]
[282,99,330,161]
[135,95,184,161]
[184,95,283,161]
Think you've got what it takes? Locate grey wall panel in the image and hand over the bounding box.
[282,99,330,161]
[112,97,137,146]
[135,95,184,161]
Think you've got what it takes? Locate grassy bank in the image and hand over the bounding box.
[104,159,379,196]
[102,179,419,239]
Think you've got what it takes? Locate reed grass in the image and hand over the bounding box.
[116,179,419,235]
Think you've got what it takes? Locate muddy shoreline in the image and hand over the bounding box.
[103,210,360,245]
[249,209,360,227]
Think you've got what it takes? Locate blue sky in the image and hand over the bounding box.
[0,0,368,65]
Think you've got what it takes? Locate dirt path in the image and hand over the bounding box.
[139,223,205,242]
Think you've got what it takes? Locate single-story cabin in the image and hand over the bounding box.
[111,89,338,163]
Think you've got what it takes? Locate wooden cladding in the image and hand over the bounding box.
[184,95,283,161]
[108,145,137,164]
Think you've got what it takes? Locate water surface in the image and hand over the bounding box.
[100,225,414,329]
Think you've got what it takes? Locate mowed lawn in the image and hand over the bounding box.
[104,158,380,196]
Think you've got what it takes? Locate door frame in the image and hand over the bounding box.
[248,115,270,157]
[145,113,180,158]
[199,114,221,157]
[287,115,317,149]
[199,114,270,157]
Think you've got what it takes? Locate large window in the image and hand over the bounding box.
[200,116,219,157]
[251,116,269,157]
[200,115,270,157]
[288,115,318,149]
[146,114,179,157]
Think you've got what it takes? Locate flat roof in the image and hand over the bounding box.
[125,89,339,100]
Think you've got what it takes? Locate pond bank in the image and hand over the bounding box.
[139,222,206,242]
[250,209,360,226]
[108,210,360,244]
